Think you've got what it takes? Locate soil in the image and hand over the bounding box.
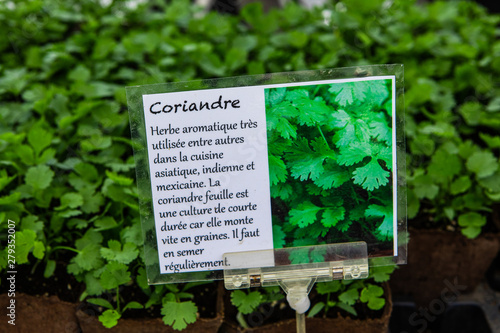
[0,254,224,332]
[222,283,392,333]
[390,227,500,307]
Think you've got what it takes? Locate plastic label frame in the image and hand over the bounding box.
[126,64,407,285]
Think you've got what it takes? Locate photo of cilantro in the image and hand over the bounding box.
[265,78,394,258]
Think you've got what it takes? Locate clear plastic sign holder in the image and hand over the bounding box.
[126,64,407,332]
[223,241,369,333]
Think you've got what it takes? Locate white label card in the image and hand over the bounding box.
[142,87,273,274]
[138,74,400,276]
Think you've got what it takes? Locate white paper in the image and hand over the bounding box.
[142,87,274,274]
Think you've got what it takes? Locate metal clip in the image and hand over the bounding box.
[249,274,262,287]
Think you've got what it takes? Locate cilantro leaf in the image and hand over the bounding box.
[286,137,330,181]
[99,309,121,329]
[25,165,54,190]
[478,171,500,193]
[80,187,104,214]
[330,109,351,128]
[321,204,345,228]
[27,123,52,156]
[266,101,298,139]
[289,93,331,126]
[412,174,440,199]
[479,133,500,149]
[428,149,461,182]
[316,281,342,295]
[268,155,288,185]
[360,285,385,310]
[466,151,498,179]
[272,224,286,248]
[313,162,350,189]
[99,262,132,289]
[333,118,371,149]
[335,218,353,233]
[105,170,134,186]
[162,301,198,331]
[100,240,139,264]
[15,229,45,264]
[288,246,313,264]
[266,87,287,107]
[352,159,390,191]
[56,192,84,210]
[458,212,486,239]
[289,201,322,228]
[73,244,104,271]
[231,290,262,314]
[337,142,372,166]
[450,176,472,195]
[370,265,396,282]
[338,288,359,306]
[365,203,393,241]
[329,82,367,106]
[369,112,392,144]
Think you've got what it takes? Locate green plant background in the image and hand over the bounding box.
[1,0,499,329]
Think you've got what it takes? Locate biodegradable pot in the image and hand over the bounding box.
[222,283,392,333]
[0,293,80,333]
[76,282,225,333]
[0,282,224,333]
[390,228,500,306]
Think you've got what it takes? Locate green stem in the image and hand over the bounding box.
[312,85,321,97]
[317,125,330,149]
[325,293,331,316]
[116,287,121,313]
[236,312,249,329]
[30,259,40,275]
[350,184,361,205]
[51,246,81,254]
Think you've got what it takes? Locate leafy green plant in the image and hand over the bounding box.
[88,295,143,328]
[266,80,394,254]
[231,286,285,328]
[1,0,500,330]
[160,282,212,331]
[308,265,395,318]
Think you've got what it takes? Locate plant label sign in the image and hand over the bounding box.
[127,65,406,283]
[142,88,274,274]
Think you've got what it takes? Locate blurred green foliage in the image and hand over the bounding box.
[1,0,499,329]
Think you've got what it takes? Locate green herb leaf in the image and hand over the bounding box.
[316,281,342,295]
[289,201,322,228]
[321,205,345,228]
[370,265,396,282]
[338,288,358,306]
[161,301,198,331]
[268,155,288,185]
[466,151,498,179]
[100,240,139,264]
[231,290,262,314]
[15,229,44,264]
[272,224,286,248]
[99,309,121,329]
[365,203,393,241]
[87,298,114,310]
[56,192,84,210]
[27,124,52,157]
[99,262,132,290]
[458,212,486,239]
[360,285,385,310]
[352,159,390,191]
[73,244,103,271]
[450,176,472,195]
[25,165,54,190]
